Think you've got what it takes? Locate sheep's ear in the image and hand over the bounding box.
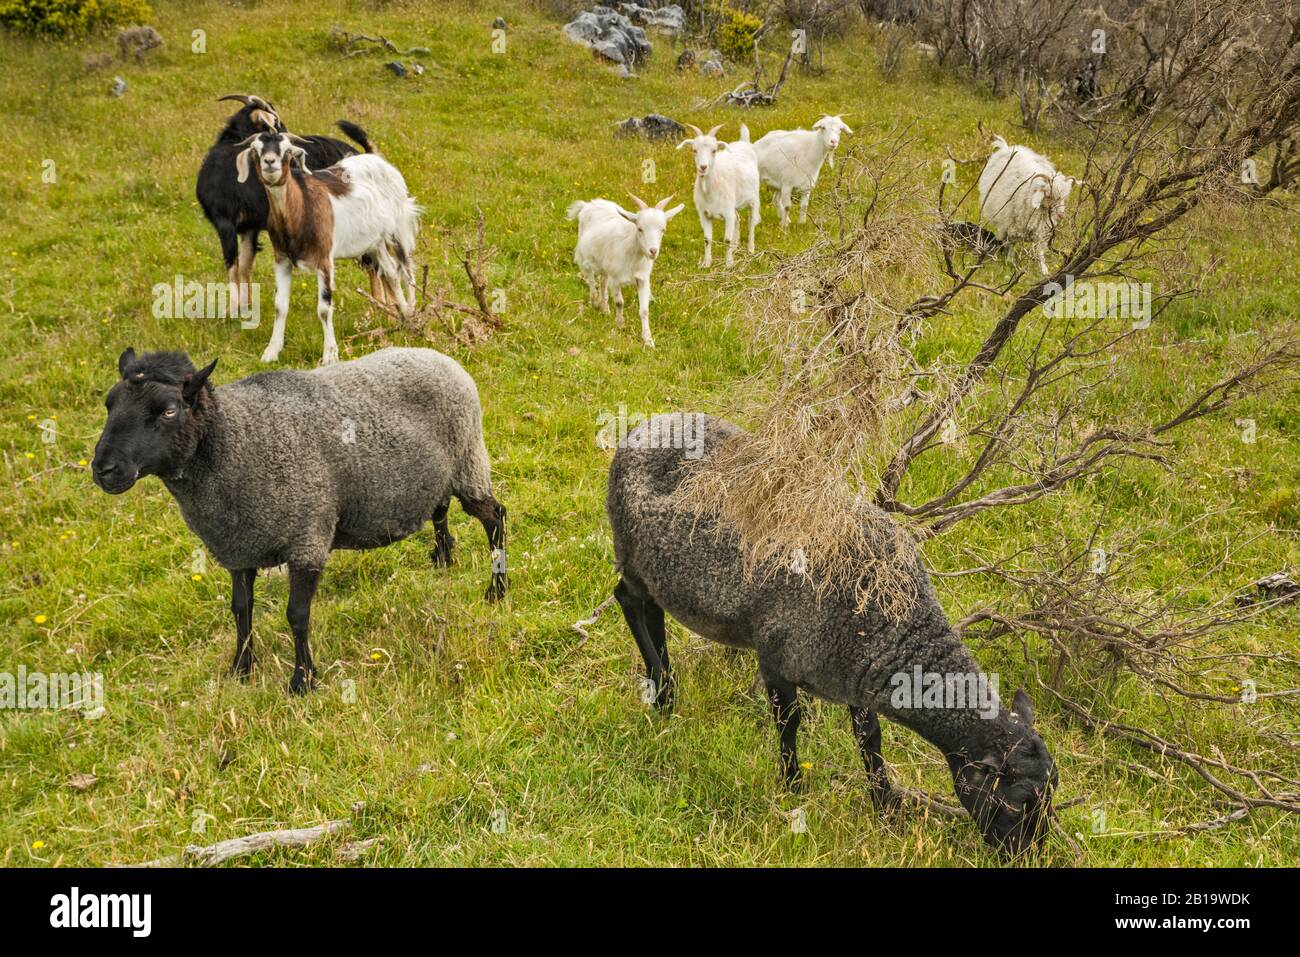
[664,203,685,220]
[616,207,637,224]
[117,348,136,378]
[235,147,253,183]
[1012,688,1035,727]
[676,138,694,150]
[182,358,218,406]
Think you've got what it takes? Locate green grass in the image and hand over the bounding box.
[0,0,1296,867]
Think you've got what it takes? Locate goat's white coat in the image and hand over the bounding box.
[677,124,761,268]
[238,137,421,365]
[567,196,684,348]
[753,115,852,226]
[977,135,1075,275]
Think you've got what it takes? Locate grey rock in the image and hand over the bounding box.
[110,76,128,97]
[615,113,687,140]
[1239,572,1300,606]
[700,58,724,77]
[619,3,685,33]
[385,60,407,77]
[492,17,508,30]
[563,6,651,69]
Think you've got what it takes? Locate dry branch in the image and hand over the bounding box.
[129,819,350,867]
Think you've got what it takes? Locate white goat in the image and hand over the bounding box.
[977,135,1076,276]
[567,194,684,348]
[235,131,420,365]
[753,114,853,226]
[676,123,761,268]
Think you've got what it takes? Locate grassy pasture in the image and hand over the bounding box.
[0,0,1296,866]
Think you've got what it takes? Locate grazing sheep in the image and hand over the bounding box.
[235,130,421,365]
[91,347,507,694]
[605,413,1058,856]
[753,114,853,227]
[566,193,685,348]
[677,123,761,268]
[196,95,373,314]
[978,135,1076,275]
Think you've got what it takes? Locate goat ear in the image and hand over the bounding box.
[616,207,637,224]
[235,147,253,184]
[676,138,694,150]
[716,140,728,151]
[117,348,136,379]
[1012,688,1035,727]
[665,203,685,220]
[182,359,218,406]
[289,146,310,173]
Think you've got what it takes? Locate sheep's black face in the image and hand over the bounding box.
[951,689,1057,858]
[92,349,216,494]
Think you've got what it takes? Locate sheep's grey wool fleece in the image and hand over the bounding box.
[164,347,493,571]
[606,413,1026,757]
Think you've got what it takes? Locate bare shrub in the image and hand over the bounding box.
[678,0,1300,828]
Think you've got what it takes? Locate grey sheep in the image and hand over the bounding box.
[92,346,508,694]
[606,413,1057,856]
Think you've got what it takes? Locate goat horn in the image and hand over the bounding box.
[706,123,725,137]
[626,192,649,210]
[654,194,675,210]
[685,123,703,137]
[219,93,277,113]
[250,110,280,132]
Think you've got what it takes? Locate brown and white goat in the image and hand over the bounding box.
[235,131,420,364]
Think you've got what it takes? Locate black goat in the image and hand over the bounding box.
[195,94,373,311]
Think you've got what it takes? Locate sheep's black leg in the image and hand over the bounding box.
[228,568,256,679]
[430,500,455,567]
[460,494,507,602]
[850,706,901,812]
[762,670,802,787]
[642,598,673,710]
[614,577,673,711]
[286,565,321,695]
